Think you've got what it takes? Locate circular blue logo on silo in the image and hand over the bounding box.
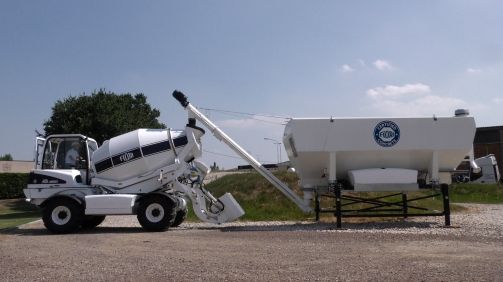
[374,120,400,147]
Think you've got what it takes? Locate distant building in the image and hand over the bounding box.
[474,126,503,176]
[0,161,34,173]
[238,164,279,171]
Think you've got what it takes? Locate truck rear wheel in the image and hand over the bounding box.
[137,195,176,232]
[42,198,83,234]
[171,206,188,227]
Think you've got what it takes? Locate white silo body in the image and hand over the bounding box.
[283,114,476,191]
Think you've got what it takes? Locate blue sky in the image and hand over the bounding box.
[1,1,502,168]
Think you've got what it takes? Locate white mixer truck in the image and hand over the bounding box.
[25,91,479,233]
[24,93,246,233]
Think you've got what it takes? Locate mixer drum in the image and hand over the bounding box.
[92,129,188,182]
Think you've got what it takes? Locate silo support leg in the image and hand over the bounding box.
[335,182,342,228]
[315,192,320,221]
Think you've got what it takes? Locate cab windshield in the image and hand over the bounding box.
[42,137,87,170]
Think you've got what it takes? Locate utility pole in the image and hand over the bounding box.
[264,138,282,164]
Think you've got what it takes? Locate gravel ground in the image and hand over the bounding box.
[1,204,502,281]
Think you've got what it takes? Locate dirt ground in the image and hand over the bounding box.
[1,205,502,281]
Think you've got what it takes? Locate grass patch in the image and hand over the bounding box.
[187,172,503,222]
[0,198,41,230]
[187,171,311,221]
[450,183,503,204]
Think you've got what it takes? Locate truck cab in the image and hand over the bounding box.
[34,134,98,185]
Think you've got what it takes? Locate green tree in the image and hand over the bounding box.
[43,89,166,144]
[0,154,13,161]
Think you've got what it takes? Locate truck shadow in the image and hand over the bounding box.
[2,226,146,236]
[192,220,448,232]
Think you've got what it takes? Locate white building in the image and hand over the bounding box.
[0,161,34,173]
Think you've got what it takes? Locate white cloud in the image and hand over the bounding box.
[368,95,467,116]
[340,64,355,73]
[365,83,469,116]
[466,68,482,74]
[366,83,431,99]
[373,59,393,71]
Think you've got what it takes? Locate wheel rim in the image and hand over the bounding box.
[51,206,71,225]
[145,203,164,223]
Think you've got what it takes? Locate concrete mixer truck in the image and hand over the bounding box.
[24,94,247,233]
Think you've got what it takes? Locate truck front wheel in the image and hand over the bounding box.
[42,198,83,234]
[137,195,176,232]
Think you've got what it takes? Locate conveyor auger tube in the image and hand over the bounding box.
[173,90,313,213]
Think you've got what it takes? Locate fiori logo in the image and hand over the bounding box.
[119,152,135,163]
[374,120,400,147]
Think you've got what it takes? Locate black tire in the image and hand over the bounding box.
[137,195,176,232]
[81,215,106,229]
[171,206,188,227]
[42,198,83,234]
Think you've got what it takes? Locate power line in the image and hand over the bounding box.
[198,107,291,119]
[203,149,241,160]
[198,107,291,125]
